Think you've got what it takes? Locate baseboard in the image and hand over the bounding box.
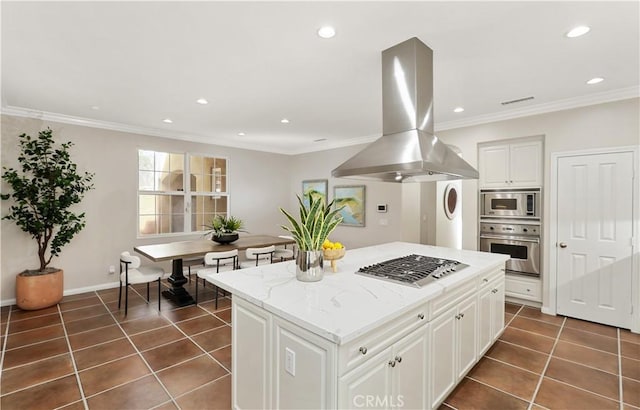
[505,296,542,308]
[540,306,556,316]
[0,281,120,307]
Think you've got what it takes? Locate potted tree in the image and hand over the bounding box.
[280,194,343,282]
[204,215,246,244]
[1,128,94,310]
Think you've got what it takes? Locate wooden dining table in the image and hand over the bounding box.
[134,235,295,306]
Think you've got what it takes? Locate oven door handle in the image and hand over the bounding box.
[479,234,540,244]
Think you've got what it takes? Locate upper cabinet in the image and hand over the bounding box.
[478,139,543,188]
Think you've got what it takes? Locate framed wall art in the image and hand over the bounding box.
[333,185,365,227]
[302,179,328,208]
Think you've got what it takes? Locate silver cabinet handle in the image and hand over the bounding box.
[388,360,396,367]
[359,347,368,355]
[483,278,489,283]
[395,356,402,363]
[455,314,461,320]
[417,313,425,320]
[460,313,464,318]
[559,242,567,248]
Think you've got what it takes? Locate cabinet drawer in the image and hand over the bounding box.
[478,267,504,291]
[505,275,541,301]
[428,279,477,321]
[338,303,428,376]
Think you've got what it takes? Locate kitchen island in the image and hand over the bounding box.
[206,242,509,409]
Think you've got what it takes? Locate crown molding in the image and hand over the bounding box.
[0,106,289,155]
[3,86,638,155]
[435,86,640,132]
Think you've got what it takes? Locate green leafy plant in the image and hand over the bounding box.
[1,128,94,274]
[204,215,246,237]
[280,194,344,251]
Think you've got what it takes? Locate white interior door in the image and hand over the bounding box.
[556,151,634,328]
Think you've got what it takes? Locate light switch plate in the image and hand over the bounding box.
[285,347,295,376]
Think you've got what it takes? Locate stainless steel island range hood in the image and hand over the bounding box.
[332,37,479,182]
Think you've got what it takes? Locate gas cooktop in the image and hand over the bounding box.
[356,254,468,288]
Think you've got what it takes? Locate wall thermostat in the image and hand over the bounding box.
[377,204,388,213]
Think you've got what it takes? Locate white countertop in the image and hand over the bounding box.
[205,242,508,344]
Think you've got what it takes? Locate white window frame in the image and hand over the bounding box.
[137,149,230,238]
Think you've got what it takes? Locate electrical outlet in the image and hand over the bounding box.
[285,347,296,376]
[108,265,115,274]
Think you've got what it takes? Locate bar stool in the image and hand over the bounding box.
[196,250,238,308]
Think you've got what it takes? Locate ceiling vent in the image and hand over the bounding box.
[500,96,535,105]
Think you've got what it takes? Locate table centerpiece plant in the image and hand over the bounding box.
[204,215,246,244]
[1,128,94,310]
[279,194,343,282]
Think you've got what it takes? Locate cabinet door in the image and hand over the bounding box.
[429,307,457,408]
[233,299,271,410]
[477,285,493,356]
[491,279,506,341]
[339,348,392,409]
[457,296,478,379]
[392,327,429,410]
[509,140,542,187]
[272,318,335,409]
[479,145,510,188]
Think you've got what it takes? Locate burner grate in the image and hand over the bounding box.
[357,254,467,287]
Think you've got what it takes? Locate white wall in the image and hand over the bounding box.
[1,115,292,302]
[287,146,404,250]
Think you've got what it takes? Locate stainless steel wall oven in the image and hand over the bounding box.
[479,221,540,277]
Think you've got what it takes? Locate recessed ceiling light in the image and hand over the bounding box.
[280,118,290,124]
[91,105,100,110]
[566,25,590,38]
[238,132,246,136]
[586,77,604,85]
[453,107,464,113]
[317,26,336,39]
[162,118,173,124]
[196,98,208,105]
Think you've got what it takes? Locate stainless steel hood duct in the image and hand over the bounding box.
[332,37,479,182]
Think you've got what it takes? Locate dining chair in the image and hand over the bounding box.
[273,235,295,262]
[239,245,276,269]
[196,250,238,308]
[119,251,166,315]
[183,256,205,282]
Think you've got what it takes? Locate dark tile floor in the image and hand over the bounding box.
[1,280,639,409]
[442,303,640,410]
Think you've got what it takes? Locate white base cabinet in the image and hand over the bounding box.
[232,266,505,410]
[478,271,506,356]
[339,326,428,409]
[428,293,477,409]
[505,274,541,302]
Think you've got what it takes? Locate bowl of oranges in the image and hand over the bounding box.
[322,240,345,272]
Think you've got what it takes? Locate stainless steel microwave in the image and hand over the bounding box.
[480,189,540,219]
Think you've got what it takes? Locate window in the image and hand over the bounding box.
[138,150,228,236]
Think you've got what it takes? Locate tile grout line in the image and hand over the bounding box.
[170,372,231,402]
[0,307,14,378]
[159,304,232,374]
[94,290,182,410]
[526,315,566,410]
[0,351,71,374]
[465,375,534,404]
[57,303,89,410]
[618,327,624,410]
[543,374,623,404]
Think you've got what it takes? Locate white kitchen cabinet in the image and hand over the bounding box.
[233,298,272,410]
[478,272,506,356]
[505,273,541,302]
[233,298,336,410]
[339,326,429,410]
[429,293,478,409]
[479,139,543,188]
[272,316,336,409]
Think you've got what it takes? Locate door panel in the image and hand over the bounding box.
[557,152,634,328]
